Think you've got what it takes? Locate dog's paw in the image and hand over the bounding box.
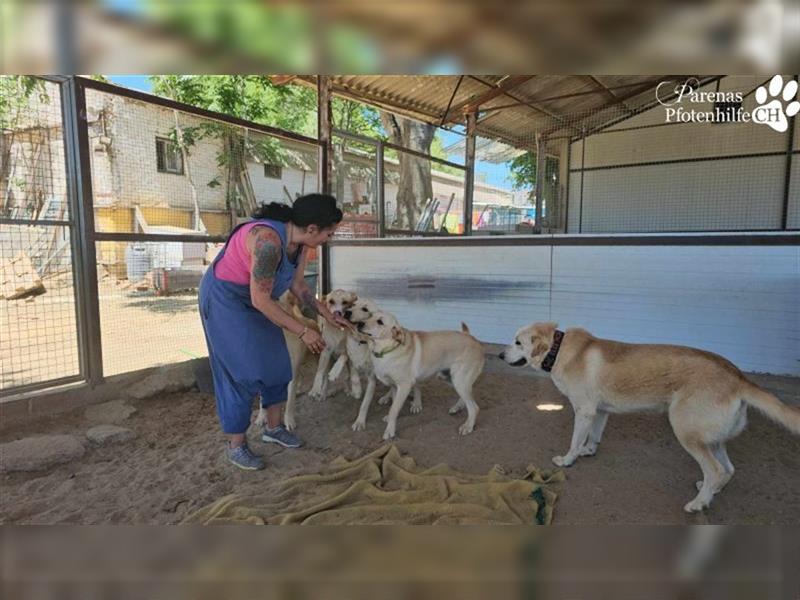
[448,402,463,415]
[377,393,392,406]
[552,455,574,468]
[458,422,474,435]
[348,387,363,400]
[382,427,396,441]
[696,481,704,491]
[284,415,297,432]
[382,414,389,423]
[579,444,597,457]
[683,498,708,513]
[410,401,422,414]
[351,419,366,432]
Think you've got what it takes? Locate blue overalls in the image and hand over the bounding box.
[199,219,299,434]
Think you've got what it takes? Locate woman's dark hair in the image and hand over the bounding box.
[252,194,343,229]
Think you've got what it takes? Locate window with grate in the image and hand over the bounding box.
[264,163,282,179]
[155,137,184,175]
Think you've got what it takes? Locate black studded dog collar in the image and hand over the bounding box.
[541,330,564,373]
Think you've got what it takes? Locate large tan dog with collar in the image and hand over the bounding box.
[501,322,800,513]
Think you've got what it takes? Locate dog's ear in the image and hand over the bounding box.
[391,326,403,342]
[531,337,550,361]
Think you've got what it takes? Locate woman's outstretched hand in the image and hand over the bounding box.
[329,313,356,331]
[301,328,326,354]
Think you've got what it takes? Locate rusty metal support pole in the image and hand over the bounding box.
[317,76,333,294]
[464,111,477,235]
[534,133,546,234]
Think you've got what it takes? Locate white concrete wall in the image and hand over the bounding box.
[330,240,800,375]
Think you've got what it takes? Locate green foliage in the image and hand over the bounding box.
[430,135,463,177]
[332,97,383,138]
[508,151,559,190]
[143,1,378,72]
[0,76,49,130]
[149,75,317,137]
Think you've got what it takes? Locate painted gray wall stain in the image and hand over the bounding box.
[354,276,546,302]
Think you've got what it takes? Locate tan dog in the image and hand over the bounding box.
[501,322,800,513]
[358,311,485,439]
[308,289,356,402]
[255,291,319,431]
[343,297,403,430]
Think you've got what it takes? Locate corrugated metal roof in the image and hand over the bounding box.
[301,75,705,151]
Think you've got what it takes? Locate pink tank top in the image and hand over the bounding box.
[214,222,278,285]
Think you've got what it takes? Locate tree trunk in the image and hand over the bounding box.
[379,113,435,230]
[333,139,346,209]
[172,111,205,232]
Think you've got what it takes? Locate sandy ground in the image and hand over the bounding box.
[1,352,798,525]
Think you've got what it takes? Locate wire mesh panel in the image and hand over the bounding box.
[331,133,379,239]
[786,116,800,230]
[554,75,797,233]
[85,88,320,237]
[96,240,210,377]
[0,78,80,393]
[84,82,322,380]
[382,145,466,235]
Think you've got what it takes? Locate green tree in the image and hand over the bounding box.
[380,113,436,230]
[149,75,319,217]
[509,151,560,222]
[148,76,439,228]
[0,76,50,217]
[330,97,384,210]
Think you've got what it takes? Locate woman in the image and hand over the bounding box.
[199,194,350,470]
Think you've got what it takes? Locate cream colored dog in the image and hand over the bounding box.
[501,322,800,513]
[358,311,485,439]
[308,289,356,402]
[343,297,405,430]
[255,291,319,431]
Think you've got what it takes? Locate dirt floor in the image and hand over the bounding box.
[1,352,799,525]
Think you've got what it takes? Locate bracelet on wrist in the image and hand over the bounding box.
[298,326,309,340]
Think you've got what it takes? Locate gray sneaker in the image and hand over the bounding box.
[227,443,265,470]
[262,424,303,448]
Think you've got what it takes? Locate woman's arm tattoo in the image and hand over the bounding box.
[300,288,319,319]
[251,231,281,296]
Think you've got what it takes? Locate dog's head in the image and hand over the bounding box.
[324,289,358,318]
[500,322,558,370]
[357,310,403,342]
[344,297,381,324]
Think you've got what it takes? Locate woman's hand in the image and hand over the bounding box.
[327,312,355,331]
[300,328,326,354]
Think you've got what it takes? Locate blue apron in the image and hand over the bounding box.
[199,219,299,434]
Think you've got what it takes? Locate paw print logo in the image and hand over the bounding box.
[752,75,799,133]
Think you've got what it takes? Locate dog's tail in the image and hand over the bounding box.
[742,383,800,435]
[461,322,470,334]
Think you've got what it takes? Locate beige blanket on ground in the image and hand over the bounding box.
[184,444,562,525]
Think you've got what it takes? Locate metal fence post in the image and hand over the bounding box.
[377,139,386,238]
[464,111,477,235]
[781,75,798,230]
[62,77,104,386]
[317,76,333,294]
[534,133,546,234]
